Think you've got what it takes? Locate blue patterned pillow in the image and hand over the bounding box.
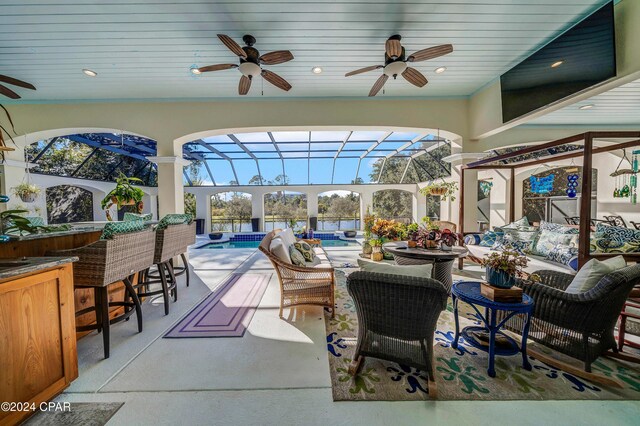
[595,223,640,253]
[546,245,579,271]
[539,220,579,234]
[464,234,482,245]
[503,216,530,230]
[480,231,503,247]
[491,238,530,255]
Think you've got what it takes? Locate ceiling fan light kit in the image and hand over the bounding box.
[196,34,294,96]
[345,35,453,96]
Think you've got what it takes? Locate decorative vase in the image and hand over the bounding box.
[426,240,438,249]
[363,242,373,255]
[408,240,417,248]
[372,246,382,254]
[371,251,384,262]
[441,242,452,251]
[344,230,357,238]
[209,232,224,240]
[486,267,516,289]
[19,193,37,203]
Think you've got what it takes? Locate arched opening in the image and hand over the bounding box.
[317,190,360,231]
[372,189,413,223]
[211,191,253,232]
[264,191,307,231]
[46,185,93,224]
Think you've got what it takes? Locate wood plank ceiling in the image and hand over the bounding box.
[0,0,610,101]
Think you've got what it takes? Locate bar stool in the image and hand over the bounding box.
[49,227,156,359]
[136,221,195,314]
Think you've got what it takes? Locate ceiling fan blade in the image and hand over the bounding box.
[385,39,402,59]
[402,67,428,88]
[198,64,238,73]
[261,69,292,91]
[345,65,383,77]
[217,34,247,58]
[238,75,252,95]
[407,44,453,62]
[0,75,35,90]
[0,84,20,99]
[368,74,388,97]
[259,50,294,65]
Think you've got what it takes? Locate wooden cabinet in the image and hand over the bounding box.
[0,264,78,426]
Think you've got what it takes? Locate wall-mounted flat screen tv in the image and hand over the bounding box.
[500,2,616,123]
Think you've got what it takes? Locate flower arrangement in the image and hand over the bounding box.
[420,181,459,201]
[12,183,41,203]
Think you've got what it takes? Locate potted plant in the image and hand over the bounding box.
[343,229,357,238]
[416,227,440,249]
[362,207,375,256]
[370,238,384,261]
[420,181,459,201]
[12,183,41,203]
[101,173,145,221]
[480,249,529,289]
[406,222,419,248]
[209,222,226,240]
[438,229,459,251]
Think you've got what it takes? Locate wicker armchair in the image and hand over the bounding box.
[137,222,195,315]
[258,229,335,318]
[48,228,156,359]
[504,265,640,372]
[346,271,448,398]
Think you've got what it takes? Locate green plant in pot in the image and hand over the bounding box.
[369,238,384,261]
[419,181,458,202]
[0,209,70,236]
[362,206,375,255]
[101,173,145,221]
[480,248,528,289]
[12,183,41,203]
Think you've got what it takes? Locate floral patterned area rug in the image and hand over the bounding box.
[325,270,640,401]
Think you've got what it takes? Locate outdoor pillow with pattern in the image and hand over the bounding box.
[545,245,579,271]
[157,213,193,230]
[289,245,306,267]
[531,229,578,257]
[503,216,530,230]
[539,220,579,234]
[100,220,146,240]
[502,227,539,251]
[26,216,45,226]
[594,223,640,253]
[293,241,316,262]
[479,230,503,247]
[491,238,530,255]
[124,212,153,222]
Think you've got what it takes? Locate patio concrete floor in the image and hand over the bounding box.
[54,237,640,425]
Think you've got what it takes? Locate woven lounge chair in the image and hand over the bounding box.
[346,270,448,398]
[503,265,640,384]
[49,228,156,359]
[259,229,335,318]
[136,222,196,315]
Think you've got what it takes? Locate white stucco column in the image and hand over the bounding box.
[487,169,510,228]
[359,190,373,231]
[413,191,427,223]
[443,153,483,233]
[148,156,190,217]
[251,191,264,231]
[195,192,209,233]
[306,189,318,226]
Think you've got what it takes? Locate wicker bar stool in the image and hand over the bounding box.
[136,222,195,315]
[48,228,156,359]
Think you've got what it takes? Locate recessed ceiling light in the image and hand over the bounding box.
[82,69,97,77]
[551,60,564,68]
[190,66,201,75]
[311,66,323,74]
[434,66,447,74]
[579,104,594,110]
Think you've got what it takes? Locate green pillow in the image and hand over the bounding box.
[156,213,193,230]
[565,256,626,294]
[124,212,153,222]
[100,220,146,240]
[289,245,306,267]
[293,241,316,262]
[357,258,433,278]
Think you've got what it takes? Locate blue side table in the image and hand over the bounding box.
[451,281,534,378]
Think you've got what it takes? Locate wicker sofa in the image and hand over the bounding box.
[259,229,335,318]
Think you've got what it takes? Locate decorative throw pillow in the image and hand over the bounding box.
[539,220,579,235]
[357,258,433,279]
[502,228,539,251]
[26,216,45,226]
[531,229,577,257]
[100,220,146,240]
[277,228,297,248]
[293,241,316,262]
[480,231,503,247]
[464,234,482,245]
[491,237,531,255]
[269,238,291,264]
[124,212,153,222]
[157,213,193,230]
[289,245,306,267]
[503,216,530,230]
[596,224,640,253]
[565,256,627,294]
[545,245,579,271]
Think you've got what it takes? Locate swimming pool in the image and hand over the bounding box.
[198,239,360,249]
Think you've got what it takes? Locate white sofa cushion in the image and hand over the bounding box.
[565,256,626,294]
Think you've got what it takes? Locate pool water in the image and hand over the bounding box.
[198,239,360,249]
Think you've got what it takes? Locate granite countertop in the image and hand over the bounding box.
[0,257,78,281]
[5,226,104,241]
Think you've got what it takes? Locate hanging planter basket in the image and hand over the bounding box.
[111,196,137,206]
[429,187,449,196]
[19,193,37,203]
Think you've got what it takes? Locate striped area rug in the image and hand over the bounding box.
[164,273,271,338]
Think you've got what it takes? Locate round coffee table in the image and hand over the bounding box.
[451,281,534,378]
[382,242,468,289]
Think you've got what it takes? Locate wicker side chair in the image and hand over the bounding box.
[346,271,448,398]
[136,222,195,315]
[258,229,335,318]
[503,265,640,373]
[48,228,156,359]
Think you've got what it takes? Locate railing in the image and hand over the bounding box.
[211,217,252,233]
[316,215,361,231]
[263,216,306,232]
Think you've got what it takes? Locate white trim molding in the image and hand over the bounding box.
[147,156,192,166]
